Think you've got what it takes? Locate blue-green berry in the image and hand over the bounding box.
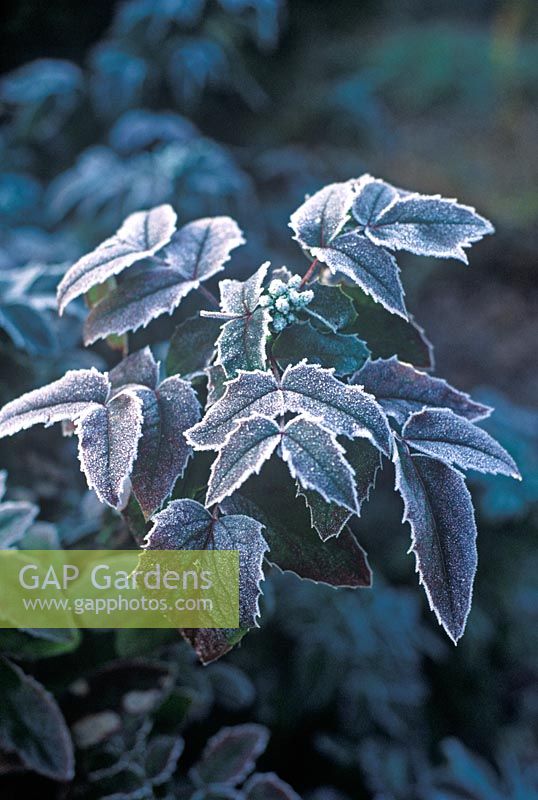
[288,274,302,289]
[275,296,290,313]
[268,279,287,298]
[258,293,271,308]
[272,313,288,332]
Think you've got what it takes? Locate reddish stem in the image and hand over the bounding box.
[198,284,220,308]
[300,256,319,288]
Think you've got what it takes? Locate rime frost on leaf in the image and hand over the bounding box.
[280,416,359,513]
[311,231,407,318]
[0,501,39,548]
[206,416,281,507]
[130,377,201,519]
[273,320,369,376]
[365,193,494,263]
[297,488,351,541]
[109,346,159,392]
[352,175,398,226]
[76,389,143,509]
[57,204,177,313]
[393,440,477,643]
[244,772,302,800]
[402,408,521,478]
[206,365,228,407]
[353,357,492,424]
[167,315,221,377]
[181,628,249,666]
[289,181,355,249]
[191,724,269,788]
[211,263,272,377]
[145,500,268,629]
[0,369,110,438]
[304,282,357,332]
[83,216,244,342]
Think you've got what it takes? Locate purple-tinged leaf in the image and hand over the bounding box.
[76,389,143,508]
[0,368,110,438]
[109,346,159,393]
[131,377,201,518]
[311,231,407,318]
[394,440,477,643]
[280,416,358,513]
[57,204,177,313]
[181,628,249,666]
[282,362,392,457]
[289,181,355,249]
[296,489,351,542]
[145,500,268,628]
[244,772,302,800]
[192,724,269,787]
[0,656,74,781]
[0,501,39,549]
[353,357,491,424]
[167,315,222,377]
[273,321,369,376]
[366,193,494,263]
[160,216,245,281]
[352,175,398,226]
[206,416,281,507]
[402,408,521,478]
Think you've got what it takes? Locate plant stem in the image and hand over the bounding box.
[300,256,319,288]
[198,285,220,307]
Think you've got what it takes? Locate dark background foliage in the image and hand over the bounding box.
[0,0,537,798]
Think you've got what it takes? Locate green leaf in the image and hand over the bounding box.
[273,321,369,376]
[167,315,222,377]
[0,628,80,660]
[303,282,357,331]
[0,656,74,781]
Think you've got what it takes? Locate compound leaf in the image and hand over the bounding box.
[289,181,355,249]
[365,193,494,263]
[57,204,177,313]
[353,357,491,424]
[0,368,110,438]
[109,346,160,392]
[160,216,244,282]
[76,389,143,508]
[394,440,477,643]
[273,321,369,376]
[131,377,201,519]
[191,724,269,787]
[352,175,398,226]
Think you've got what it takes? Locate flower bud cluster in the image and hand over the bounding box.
[259,274,314,332]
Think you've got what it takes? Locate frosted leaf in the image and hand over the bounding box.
[244,772,301,800]
[297,488,351,541]
[205,416,281,507]
[394,440,477,643]
[167,315,221,377]
[192,724,269,787]
[57,204,177,313]
[273,321,369,376]
[181,628,249,666]
[109,346,159,392]
[160,216,245,281]
[353,357,492,424]
[145,499,268,628]
[402,408,521,478]
[0,501,39,548]
[282,361,392,456]
[186,371,283,450]
[352,175,398,226]
[366,193,494,263]
[289,181,355,249]
[312,231,407,318]
[280,416,359,513]
[304,282,357,332]
[206,364,228,407]
[76,389,143,509]
[130,377,201,519]
[0,368,110,438]
[213,262,271,377]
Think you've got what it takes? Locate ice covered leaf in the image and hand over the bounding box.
[0,501,39,548]
[57,204,177,313]
[222,464,372,588]
[206,365,228,407]
[76,390,143,508]
[167,315,222,377]
[186,371,283,450]
[289,181,355,249]
[130,377,201,518]
[145,500,268,628]
[311,231,407,318]
[280,416,358,513]
[365,193,494,263]
[282,362,392,456]
[145,735,184,786]
[273,321,369,376]
[0,656,74,781]
[402,408,521,478]
[394,440,477,642]
[352,175,398,226]
[342,284,434,369]
[206,416,281,507]
[160,216,245,282]
[219,261,269,316]
[181,628,249,666]
[303,282,357,332]
[353,357,491,424]
[297,489,351,541]
[0,369,110,438]
[244,772,302,800]
[191,724,269,787]
[109,346,159,392]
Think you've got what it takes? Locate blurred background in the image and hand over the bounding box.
[0,1,537,798]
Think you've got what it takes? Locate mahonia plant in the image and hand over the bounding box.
[0,175,521,662]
